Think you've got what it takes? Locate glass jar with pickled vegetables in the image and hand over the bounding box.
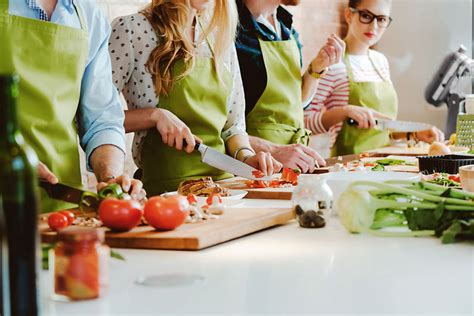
[51,227,109,301]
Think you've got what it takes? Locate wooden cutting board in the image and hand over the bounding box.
[367,146,428,156]
[218,178,294,200]
[40,207,295,250]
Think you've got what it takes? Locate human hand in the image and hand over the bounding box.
[415,126,445,144]
[344,105,392,129]
[270,144,326,174]
[244,152,283,176]
[97,174,147,202]
[310,34,345,73]
[38,161,58,184]
[153,108,202,153]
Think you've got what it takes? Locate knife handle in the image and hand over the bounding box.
[347,118,379,127]
[181,141,202,151]
[38,179,52,191]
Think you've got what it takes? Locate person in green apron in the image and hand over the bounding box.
[304,0,445,156]
[235,0,345,173]
[0,0,145,212]
[109,0,281,196]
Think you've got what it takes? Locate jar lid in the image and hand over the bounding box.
[58,227,104,243]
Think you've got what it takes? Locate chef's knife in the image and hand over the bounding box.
[39,180,99,208]
[194,143,273,181]
[347,118,432,132]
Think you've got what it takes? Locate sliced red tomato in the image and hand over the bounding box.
[186,193,198,205]
[144,196,190,231]
[98,198,143,232]
[281,168,299,184]
[48,213,70,231]
[252,170,265,178]
[248,180,268,188]
[206,193,222,206]
[448,175,461,183]
[269,180,283,188]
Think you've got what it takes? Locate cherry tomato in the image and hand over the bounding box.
[59,210,75,225]
[98,198,143,232]
[48,213,69,231]
[144,196,190,231]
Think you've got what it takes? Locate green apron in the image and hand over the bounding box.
[334,53,398,156]
[0,0,89,212]
[141,50,233,196]
[246,36,310,145]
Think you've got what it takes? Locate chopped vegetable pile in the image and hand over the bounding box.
[422,173,461,188]
[247,168,300,188]
[369,158,414,172]
[337,180,474,244]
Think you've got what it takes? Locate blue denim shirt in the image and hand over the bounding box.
[9,0,126,170]
[235,0,303,115]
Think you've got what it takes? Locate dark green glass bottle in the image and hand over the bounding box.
[0,74,40,315]
[0,195,10,316]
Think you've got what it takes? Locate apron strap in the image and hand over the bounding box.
[0,0,9,14]
[196,16,215,58]
[367,50,387,81]
[343,54,355,82]
[72,0,87,31]
[344,51,388,82]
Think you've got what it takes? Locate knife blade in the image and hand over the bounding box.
[39,180,99,208]
[347,118,432,132]
[195,143,273,181]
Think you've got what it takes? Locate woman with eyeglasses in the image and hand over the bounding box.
[304,0,444,156]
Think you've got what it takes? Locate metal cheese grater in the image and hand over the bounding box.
[456,114,474,149]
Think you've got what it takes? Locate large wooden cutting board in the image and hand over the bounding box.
[40,207,295,250]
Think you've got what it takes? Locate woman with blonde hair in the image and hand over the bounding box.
[109,0,281,195]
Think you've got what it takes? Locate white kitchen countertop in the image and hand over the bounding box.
[40,199,474,316]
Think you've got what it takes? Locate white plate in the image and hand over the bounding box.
[161,189,248,207]
[319,171,420,211]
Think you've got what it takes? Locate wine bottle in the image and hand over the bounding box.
[0,74,40,315]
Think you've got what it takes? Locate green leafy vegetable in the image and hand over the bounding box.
[371,164,385,171]
[110,250,126,261]
[337,180,474,243]
[374,158,407,166]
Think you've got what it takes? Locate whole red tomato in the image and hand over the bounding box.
[59,210,75,225]
[98,198,143,232]
[144,196,190,231]
[48,213,69,231]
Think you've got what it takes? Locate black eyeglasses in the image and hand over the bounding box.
[349,7,393,28]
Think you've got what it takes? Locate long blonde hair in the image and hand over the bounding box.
[142,0,238,97]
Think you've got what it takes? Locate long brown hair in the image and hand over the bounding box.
[142,0,238,97]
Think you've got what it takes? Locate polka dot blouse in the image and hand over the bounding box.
[109,13,247,167]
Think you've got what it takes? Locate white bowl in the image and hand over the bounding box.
[319,171,420,210]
